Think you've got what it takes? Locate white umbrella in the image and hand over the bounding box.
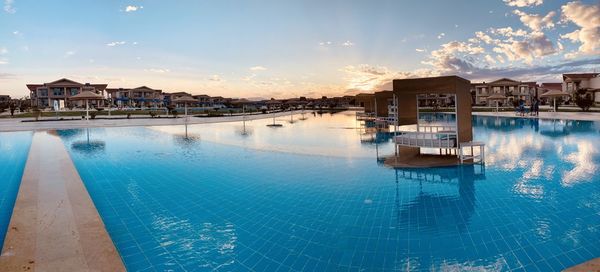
[172,96,197,120]
[540,90,570,112]
[486,93,507,112]
[69,91,104,120]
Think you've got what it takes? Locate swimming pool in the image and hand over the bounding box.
[0,131,32,248]
[56,112,599,271]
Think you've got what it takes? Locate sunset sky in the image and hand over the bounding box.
[1,0,599,99]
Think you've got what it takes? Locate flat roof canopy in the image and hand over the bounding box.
[393,75,471,95]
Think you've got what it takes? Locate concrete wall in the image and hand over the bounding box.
[374,91,393,117]
[355,94,375,113]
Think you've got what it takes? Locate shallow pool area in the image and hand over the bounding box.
[0,131,32,249]
[51,112,600,271]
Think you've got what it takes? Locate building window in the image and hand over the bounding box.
[39,89,48,97]
[70,88,79,96]
[52,88,64,96]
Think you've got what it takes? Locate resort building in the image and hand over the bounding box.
[284,98,309,109]
[264,99,283,110]
[471,78,537,106]
[27,78,108,108]
[211,96,230,107]
[333,96,355,108]
[105,86,163,108]
[192,94,213,107]
[563,73,600,105]
[160,92,194,107]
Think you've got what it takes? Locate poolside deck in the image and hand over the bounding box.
[0,110,308,132]
[473,111,600,122]
[0,132,125,271]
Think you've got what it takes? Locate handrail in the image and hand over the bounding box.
[416,124,456,133]
[356,112,375,117]
[394,130,457,149]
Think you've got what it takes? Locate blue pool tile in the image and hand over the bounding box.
[52,115,600,271]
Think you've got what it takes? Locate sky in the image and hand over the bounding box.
[1,0,599,99]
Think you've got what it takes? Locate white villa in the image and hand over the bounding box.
[472,78,537,106]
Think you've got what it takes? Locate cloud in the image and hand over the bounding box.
[496,55,505,63]
[340,64,432,92]
[249,66,267,71]
[3,0,15,13]
[415,48,426,52]
[0,72,16,78]
[242,74,256,81]
[125,5,142,12]
[484,55,496,65]
[208,74,223,81]
[437,33,445,39]
[145,68,170,73]
[341,57,599,94]
[488,27,528,37]
[513,10,556,31]
[318,41,332,46]
[421,40,490,75]
[470,57,600,81]
[503,0,543,7]
[0,60,8,65]
[475,31,497,44]
[0,47,7,54]
[492,32,556,63]
[559,1,600,57]
[342,41,354,47]
[106,41,126,47]
[64,51,75,58]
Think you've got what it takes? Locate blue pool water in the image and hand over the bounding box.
[0,131,32,248]
[57,112,600,271]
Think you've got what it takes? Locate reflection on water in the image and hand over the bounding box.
[62,128,106,156]
[152,111,383,158]
[395,165,483,233]
[477,117,599,188]
[236,120,253,137]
